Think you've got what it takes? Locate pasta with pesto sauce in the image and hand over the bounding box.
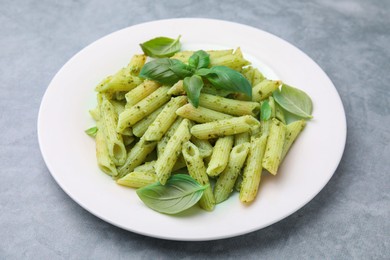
[87,45,312,214]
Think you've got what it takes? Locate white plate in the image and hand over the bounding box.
[38,18,346,241]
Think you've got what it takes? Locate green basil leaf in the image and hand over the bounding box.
[188,50,210,70]
[273,84,313,119]
[260,101,271,121]
[196,66,252,98]
[136,174,207,215]
[140,35,181,58]
[139,58,186,85]
[183,75,204,107]
[169,62,194,79]
[85,126,98,137]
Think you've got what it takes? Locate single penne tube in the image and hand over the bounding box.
[210,47,250,71]
[94,76,112,92]
[191,115,260,139]
[242,66,265,87]
[116,171,157,188]
[157,117,183,157]
[182,141,215,211]
[198,93,260,116]
[167,80,185,95]
[154,119,192,185]
[143,96,187,141]
[239,135,268,203]
[214,142,250,203]
[281,120,306,161]
[234,132,250,146]
[252,80,282,102]
[190,136,213,158]
[95,126,118,177]
[117,137,157,178]
[207,136,234,177]
[95,68,143,92]
[132,105,165,137]
[262,118,287,175]
[127,54,146,75]
[125,80,160,108]
[133,161,156,173]
[117,86,171,132]
[100,97,127,166]
[176,104,233,123]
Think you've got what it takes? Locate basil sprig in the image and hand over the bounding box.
[139,58,191,85]
[136,174,208,214]
[140,36,181,58]
[273,84,313,119]
[196,66,252,98]
[139,50,252,107]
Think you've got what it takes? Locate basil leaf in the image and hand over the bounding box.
[188,50,210,70]
[183,75,204,107]
[136,174,207,215]
[196,66,252,98]
[139,58,186,85]
[85,126,98,137]
[273,84,313,119]
[260,101,271,121]
[140,35,181,58]
[169,62,194,79]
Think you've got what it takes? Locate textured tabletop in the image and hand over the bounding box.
[1,0,389,259]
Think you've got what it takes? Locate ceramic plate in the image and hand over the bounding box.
[38,18,346,241]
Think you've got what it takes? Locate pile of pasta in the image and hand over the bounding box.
[90,49,305,211]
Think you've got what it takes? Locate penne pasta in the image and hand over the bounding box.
[95,127,118,177]
[100,96,127,166]
[262,118,287,175]
[117,137,157,178]
[239,135,268,203]
[154,119,192,184]
[182,141,215,211]
[281,120,306,161]
[143,96,187,141]
[157,117,184,157]
[117,86,171,133]
[125,80,160,108]
[190,136,213,158]
[198,93,260,116]
[127,54,147,75]
[191,115,260,139]
[132,104,165,137]
[176,104,233,123]
[116,171,157,188]
[214,142,250,203]
[252,79,281,102]
[207,136,234,177]
[95,68,143,92]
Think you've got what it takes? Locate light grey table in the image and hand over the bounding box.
[1,0,389,259]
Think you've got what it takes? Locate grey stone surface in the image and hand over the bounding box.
[1,0,389,258]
